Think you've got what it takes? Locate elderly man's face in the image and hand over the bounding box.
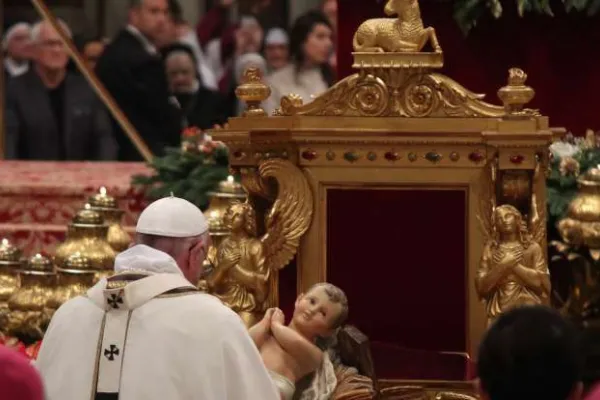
[34,23,69,71]
[7,27,33,61]
[166,53,197,93]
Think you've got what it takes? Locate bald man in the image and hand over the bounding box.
[36,196,280,400]
[4,20,117,160]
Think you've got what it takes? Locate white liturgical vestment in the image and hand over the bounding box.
[36,245,280,400]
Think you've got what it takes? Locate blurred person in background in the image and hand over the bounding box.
[264,11,333,115]
[5,20,117,161]
[263,27,289,73]
[163,44,225,129]
[205,15,264,94]
[73,35,106,71]
[321,0,337,74]
[478,306,583,400]
[96,0,181,161]
[167,0,218,91]
[2,22,33,80]
[0,346,45,400]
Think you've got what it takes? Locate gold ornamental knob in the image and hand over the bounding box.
[73,204,105,226]
[88,187,118,209]
[235,67,271,117]
[0,238,22,265]
[27,254,54,273]
[63,252,93,271]
[497,68,535,117]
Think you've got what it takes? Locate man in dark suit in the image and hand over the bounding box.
[95,0,181,161]
[4,20,117,161]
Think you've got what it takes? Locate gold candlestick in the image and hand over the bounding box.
[202,176,247,276]
[88,187,131,252]
[47,253,96,312]
[54,204,116,282]
[6,254,56,343]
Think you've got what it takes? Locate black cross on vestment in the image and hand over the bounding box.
[104,345,120,361]
[107,294,123,309]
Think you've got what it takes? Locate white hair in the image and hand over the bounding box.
[235,52,267,84]
[31,19,72,44]
[2,23,31,51]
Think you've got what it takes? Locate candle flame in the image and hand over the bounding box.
[210,210,219,218]
[100,187,107,196]
[1,238,8,246]
[84,203,91,210]
[35,253,42,258]
[227,175,234,183]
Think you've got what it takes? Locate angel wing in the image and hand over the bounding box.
[259,159,314,272]
[529,162,546,248]
[477,156,497,242]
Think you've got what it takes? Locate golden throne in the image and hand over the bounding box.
[209,2,559,398]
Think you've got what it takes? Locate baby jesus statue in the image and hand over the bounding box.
[249,283,348,400]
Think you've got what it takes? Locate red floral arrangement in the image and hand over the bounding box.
[132,126,230,210]
[0,334,42,360]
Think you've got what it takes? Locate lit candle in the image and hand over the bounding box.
[227,175,234,184]
[84,203,91,210]
[99,187,107,196]
[1,238,8,247]
[35,253,42,259]
[210,210,219,219]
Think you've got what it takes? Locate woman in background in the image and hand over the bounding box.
[263,11,334,115]
[163,44,226,130]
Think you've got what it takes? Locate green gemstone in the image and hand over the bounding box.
[425,152,442,163]
[367,152,377,161]
[344,151,360,163]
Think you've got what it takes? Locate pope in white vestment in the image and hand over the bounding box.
[35,196,280,400]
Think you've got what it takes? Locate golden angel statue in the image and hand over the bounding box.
[476,162,551,326]
[200,159,313,327]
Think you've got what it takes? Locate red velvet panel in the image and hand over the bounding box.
[278,259,297,319]
[326,189,467,352]
[337,0,600,134]
[370,341,475,380]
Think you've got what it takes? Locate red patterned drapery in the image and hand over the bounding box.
[0,161,149,256]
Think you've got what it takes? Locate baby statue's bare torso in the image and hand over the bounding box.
[259,336,314,383]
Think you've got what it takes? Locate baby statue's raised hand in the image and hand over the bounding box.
[271,308,285,325]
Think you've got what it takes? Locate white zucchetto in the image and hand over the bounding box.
[136,195,208,238]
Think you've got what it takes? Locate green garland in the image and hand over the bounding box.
[131,129,230,211]
[453,0,600,34]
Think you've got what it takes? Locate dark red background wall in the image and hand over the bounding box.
[337,0,600,135]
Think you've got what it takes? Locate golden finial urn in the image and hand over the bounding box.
[47,253,96,312]
[6,254,56,342]
[0,238,23,311]
[54,204,116,280]
[497,68,535,117]
[235,67,271,117]
[202,176,247,274]
[88,187,131,252]
[557,168,600,258]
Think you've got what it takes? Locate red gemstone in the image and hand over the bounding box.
[468,151,484,163]
[302,150,318,161]
[384,151,400,161]
[509,154,525,164]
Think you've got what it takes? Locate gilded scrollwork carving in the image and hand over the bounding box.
[277,69,512,119]
[200,159,314,327]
